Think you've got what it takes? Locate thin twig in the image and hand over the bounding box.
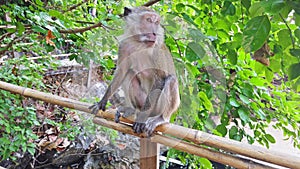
[279,13,295,49]
[62,0,89,13]
[0,30,32,56]
[74,20,96,24]
[0,32,13,42]
[164,27,183,58]
[59,22,103,34]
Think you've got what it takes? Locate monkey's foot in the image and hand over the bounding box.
[115,111,121,123]
[89,103,100,114]
[89,99,108,115]
[133,122,146,134]
[144,117,167,137]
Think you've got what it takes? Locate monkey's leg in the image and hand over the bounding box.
[144,75,180,137]
[133,89,161,134]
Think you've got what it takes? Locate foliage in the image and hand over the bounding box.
[1,0,300,168]
[0,57,47,161]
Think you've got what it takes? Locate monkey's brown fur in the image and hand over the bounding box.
[90,7,180,137]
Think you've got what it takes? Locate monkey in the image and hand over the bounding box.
[89,6,180,137]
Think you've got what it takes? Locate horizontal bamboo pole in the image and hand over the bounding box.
[0,81,299,168]
[93,117,273,169]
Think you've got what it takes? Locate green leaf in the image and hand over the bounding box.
[32,25,47,34]
[216,124,227,136]
[188,28,207,42]
[176,3,185,12]
[221,1,236,16]
[265,134,276,143]
[35,0,44,6]
[186,42,205,61]
[242,0,251,11]
[249,2,265,17]
[16,22,25,35]
[27,145,36,155]
[198,91,213,111]
[278,29,292,49]
[265,68,274,83]
[229,126,238,139]
[290,49,300,59]
[238,107,250,123]
[181,13,198,28]
[229,97,240,107]
[199,158,212,169]
[242,15,271,53]
[261,0,285,14]
[49,9,61,18]
[247,135,255,144]
[250,77,265,87]
[295,13,300,26]
[288,63,300,81]
[239,94,251,104]
[295,29,300,41]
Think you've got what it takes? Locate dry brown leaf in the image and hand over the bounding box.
[253,42,274,66]
[46,30,56,47]
[57,138,71,152]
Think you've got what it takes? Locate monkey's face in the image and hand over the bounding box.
[138,13,161,46]
[122,7,164,46]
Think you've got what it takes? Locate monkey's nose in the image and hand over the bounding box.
[146,33,156,42]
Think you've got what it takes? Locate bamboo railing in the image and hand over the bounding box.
[0,80,299,169]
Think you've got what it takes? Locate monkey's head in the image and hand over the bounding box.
[121,7,164,46]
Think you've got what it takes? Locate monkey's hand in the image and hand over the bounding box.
[89,99,108,114]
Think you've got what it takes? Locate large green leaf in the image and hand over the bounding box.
[238,107,250,123]
[221,1,236,16]
[229,97,240,107]
[290,49,300,59]
[242,15,271,53]
[288,63,300,81]
[295,29,300,41]
[186,42,205,61]
[198,91,213,111]
[278,29,292,49]
[261,0,286,14]
[241,0,251,11]
[227,50,237,65]
[249,2,265,17]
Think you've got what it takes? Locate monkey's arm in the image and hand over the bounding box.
[89,63,129,114]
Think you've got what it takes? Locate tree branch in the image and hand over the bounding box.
[59,22,103,34]
[142,0,161,7]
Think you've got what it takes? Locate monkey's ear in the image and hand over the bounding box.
[124,7,132,17]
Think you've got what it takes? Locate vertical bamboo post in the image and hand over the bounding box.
[140,138,159,169]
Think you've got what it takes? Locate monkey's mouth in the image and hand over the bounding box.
[140,33,156,46]
[145,40,156,46]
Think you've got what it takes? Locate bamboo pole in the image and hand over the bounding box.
[0,81,299,168]
[93,117,273,169]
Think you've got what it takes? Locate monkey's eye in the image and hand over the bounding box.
[146,18,152,22]
[155,21,160,25]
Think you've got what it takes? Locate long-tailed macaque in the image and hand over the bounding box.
[90,6,180,137]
